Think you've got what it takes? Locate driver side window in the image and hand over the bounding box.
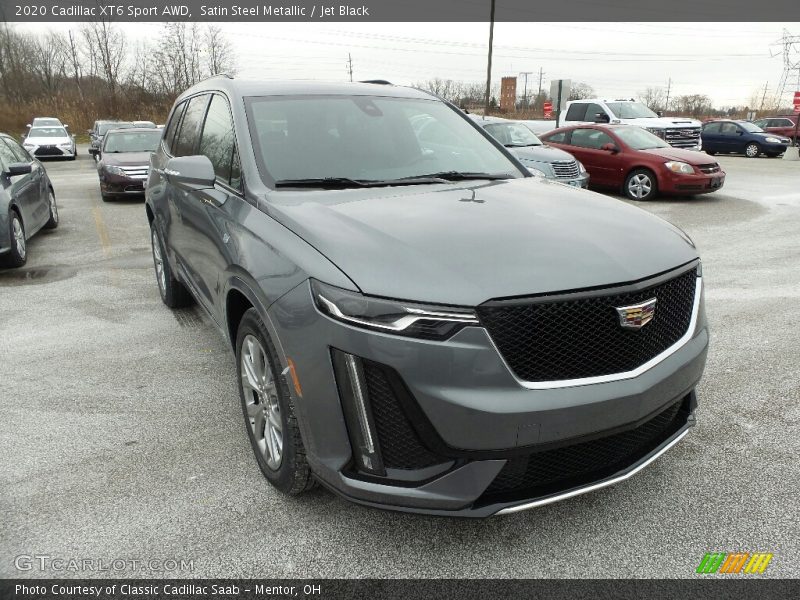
[570,128,613,149]
[720,123,739,136]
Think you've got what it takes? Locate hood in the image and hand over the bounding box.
[101,151,152,166]
[266,179,698,306]
[620,117,701,129]
[641,147,715,165]
[25,136,71,145]
[751,132,791,142]
[507,145,577,164]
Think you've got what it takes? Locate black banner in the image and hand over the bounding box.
[2,579,800,600]
[2,0,800,22]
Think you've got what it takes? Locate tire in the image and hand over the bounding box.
[705,150,716,156]
[43,189,58,229]
[624,168,658,201]
[101,192,113,202]
[236,308,315,495]
[745,143,761,158]
[2,210,27,268]
[149,224,193,308]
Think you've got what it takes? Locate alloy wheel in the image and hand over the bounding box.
[240,334,283,470]
[627,174,652,199]
[150,229,166,295]
[12,216,25,259]
[745,144,759,158]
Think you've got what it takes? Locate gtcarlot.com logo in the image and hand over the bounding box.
[696,552,774,574]
[14,554,194,573]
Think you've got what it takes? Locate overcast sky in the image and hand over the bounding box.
[21,21,800,107]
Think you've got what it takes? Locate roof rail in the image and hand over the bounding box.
[360,79,392,85]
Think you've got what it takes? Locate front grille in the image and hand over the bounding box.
[362,362,443,470]
[119,166,149,179]
[35,146,63,156]
[551,160,580,179]
[664,127,701,148]
[477,396,689,505]
[477,267,698,382]
[697,163,721,174]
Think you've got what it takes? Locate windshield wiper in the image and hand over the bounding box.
[404,171,512,181]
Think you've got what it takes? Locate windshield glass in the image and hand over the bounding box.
[483,122,543,146]
[103,130,162,153]
[739,122,763,133]
[28,127,68,138]
[606,102,659,119]
[33,118,61,126]
[247,95,521,184]
[614,126,670,150]
[98,122,134,136]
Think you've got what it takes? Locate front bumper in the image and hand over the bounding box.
[99,173,148,196]
[24,145,75,159]
[551,171,590,189]
[266,269,708,517]
[661,170,725,195]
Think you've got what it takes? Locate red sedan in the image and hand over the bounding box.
[540,124,725,201]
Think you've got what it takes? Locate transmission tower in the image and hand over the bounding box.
[773,29,800,110]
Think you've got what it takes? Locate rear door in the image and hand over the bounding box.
[701,122,723,153]
[718,122,744,153]
[0,136,42,233]
[3,137,47,230]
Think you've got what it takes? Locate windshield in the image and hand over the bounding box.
[247,95,521,185]
[103,131,162,153]
[614,126,671,150]
[483,122,543,146]
[606,102,659,119]
[33,118,61,126]
[98,122,134,136]
[739,122,763,133]
[28,127,68,138]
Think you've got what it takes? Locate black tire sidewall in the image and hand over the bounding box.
[4,210,26,267]
[235,308,304,493]
[44,190,58,229]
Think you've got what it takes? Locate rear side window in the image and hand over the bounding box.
[545,131,568,143]
[703,122,721,134]
[163,101,186,155]
[570,128,614,149]
[565,103,587,121]
[199,94,240,189]
[173,95,210,157]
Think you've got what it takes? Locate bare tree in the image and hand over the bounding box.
[83,22,126,112]
[568,82,595,101]
[638,86,668,112]
[672,94,713,118]
[204,25,236,76]
[31,31,67,96]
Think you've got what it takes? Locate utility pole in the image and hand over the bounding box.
[664,78,672,113]
[759,81,769,111]
[484,0,495,115]
[519,71,534,110]
[347,53,353,82]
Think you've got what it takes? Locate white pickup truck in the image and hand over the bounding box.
[557,98,702,151]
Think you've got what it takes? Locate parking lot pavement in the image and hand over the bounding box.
[1,149,798,579]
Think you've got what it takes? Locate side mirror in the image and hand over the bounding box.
[601,143,619,153]
[5,162,32,177]
[26,124,31,128]
[656,110,663,117]
[64,124,69,128]
[594,112,610,124]
[164,155,215,189]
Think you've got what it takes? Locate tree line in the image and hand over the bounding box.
[0,23,236,136]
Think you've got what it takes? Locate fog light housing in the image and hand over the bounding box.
[331,348,385,476]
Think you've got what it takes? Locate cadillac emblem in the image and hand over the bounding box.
[615,298,657,330]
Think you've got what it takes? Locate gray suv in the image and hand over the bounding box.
[146,78,708,517]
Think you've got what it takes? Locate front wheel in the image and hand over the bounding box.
[745,143,761,158]
[43,189,58,229]
[236,308,315,495]
[624,169,658,201]
[149,224,193,308]
[2,210,27,268]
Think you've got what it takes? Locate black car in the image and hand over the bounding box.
[701,120,791,158]
[0,133,58,267]
[146,79,707,517]
[88,120,134,159]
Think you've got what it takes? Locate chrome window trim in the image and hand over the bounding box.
[495,427,689,515]
[489,276,703,390]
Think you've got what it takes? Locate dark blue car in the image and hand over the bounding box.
[701,120,792,158]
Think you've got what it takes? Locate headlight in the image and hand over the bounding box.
[58,143,73,150]
[764,137,781,143]
[311,279,479,341]
[646,128,666,139]
[665,161,695,174]
[526,167,548,178]
[103,165,126,177]
[577,161,587,174]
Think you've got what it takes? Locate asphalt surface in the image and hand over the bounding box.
[1,147,798,578]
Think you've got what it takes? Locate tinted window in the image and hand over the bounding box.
[720,123,740,136]
[3,138,31,162]
[199,95,238,187]
[103,131,162,153]
[0,140,19,170]
[564,103,587,121]
[544,131,568,143]
[753,119,768,128]
[173,95,209,157]
[771,118,793,127]
[163,102,186,155]
[703,122,721,134]
[570,128,614,149]
[583,104,606,122]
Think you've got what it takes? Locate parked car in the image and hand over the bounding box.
[97,128,162,202]
[133,120,157,128]
[27,117,65,129]
[146,79,707,517]
[88,120,134,159]
[701,120,791,158]
[751,115,799,145]
[541,124,724,201]
[22,125,76,160]
[0,133,58,268]
[472,116,589,187]
[559,99,702,151]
